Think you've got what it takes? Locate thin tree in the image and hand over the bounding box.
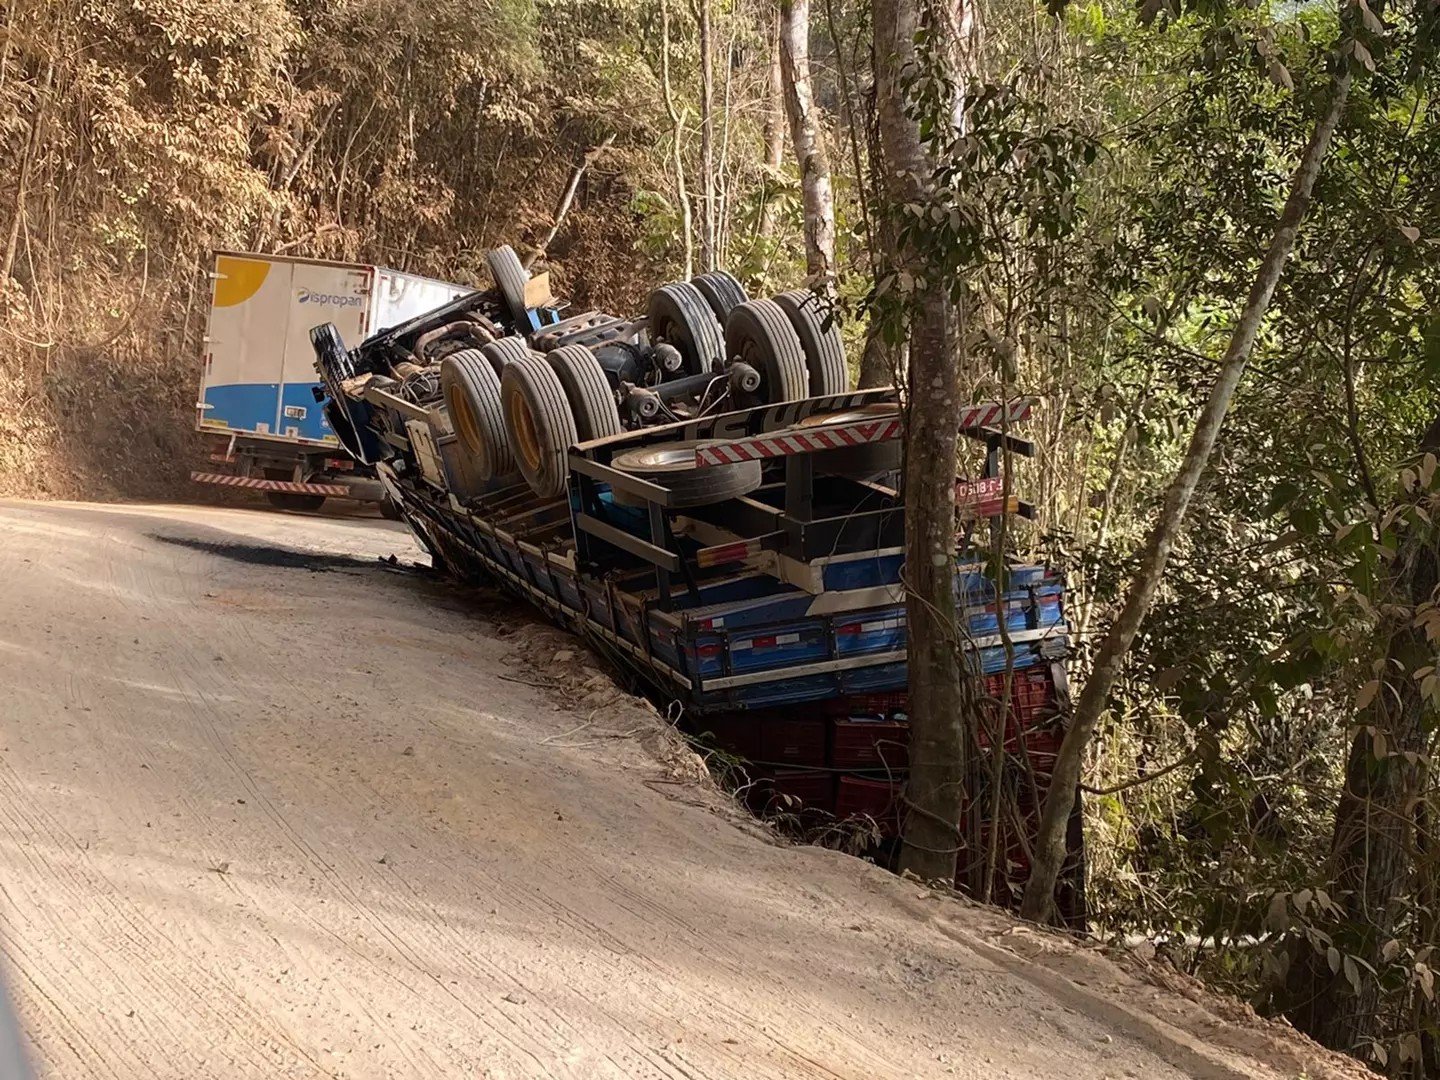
[875,0,979,883]
[1019,52,1355,922]
[660,0,696,278]
[1284,413,1440,1055]
[759,11,786,240]
[778,0,836,289]
[694,0,717,270]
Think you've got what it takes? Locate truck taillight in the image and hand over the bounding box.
[326,458,354,471]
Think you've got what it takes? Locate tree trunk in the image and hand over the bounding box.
[778,0,836,290]
[3,53,53,282]
[1284,413,1440,1057]
[1019,61,1354,923]
[659,0,695,278]
[758,12,785,240]
[874,0,976,883]
[525,134,616,270]
[695,0,716,271]
[858,312,898,388]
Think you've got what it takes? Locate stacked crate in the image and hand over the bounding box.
[702,567,1071,909]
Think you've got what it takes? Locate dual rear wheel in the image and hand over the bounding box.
[440,273,856,503]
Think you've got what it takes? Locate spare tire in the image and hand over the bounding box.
[648,282,724,376]
[547,345,623,443]
[724,299,809,404]
[691,271,748,322]
[611,441,762,508]
[797,406,901,478]
[774,289,849,396]
[501,355,578,498]
[488,245,531,326]
[441,348,514,481]
[480,335,532,378]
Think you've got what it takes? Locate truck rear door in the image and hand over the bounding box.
[278,262,372,441]
[199,253,290,437]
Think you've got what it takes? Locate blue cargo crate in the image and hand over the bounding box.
[820,550,905,591]
[834,612,906,656]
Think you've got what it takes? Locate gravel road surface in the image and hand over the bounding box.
[0,500,1367,1080]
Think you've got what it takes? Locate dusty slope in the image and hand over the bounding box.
[0,500,1368,1080]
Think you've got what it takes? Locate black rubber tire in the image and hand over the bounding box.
[441,348,514,481]
[501,355,578,498]
[774,289,849,396]
[724,299,809,404]
[480,335,532,378]
[691,271,748,322]
[796,405,901,477]
[260,468,325,512]
[488,244,531,326]
[611,441,762,508]
[647,282,724,376]
[309,322,353,379]
[323,399,368,464]
[546,345,623,443]
[265,491,326,512]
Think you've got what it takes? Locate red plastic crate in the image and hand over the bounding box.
[823,692,909,718]
[746,768,836,817]
[701,714,762,760]
[829,718,910,770]
[984,666,1054,725]
[835,776,903,835]
[758,718,827,766]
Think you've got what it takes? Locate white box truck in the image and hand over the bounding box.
[193,250,472,510]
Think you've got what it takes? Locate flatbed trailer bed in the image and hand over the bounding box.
[310,260,1083,920]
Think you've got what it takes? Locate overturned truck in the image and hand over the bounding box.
[312,246,1083,919]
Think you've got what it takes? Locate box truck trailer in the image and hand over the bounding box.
[192,250,472,511]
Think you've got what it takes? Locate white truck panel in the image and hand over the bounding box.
[371,268,473,334]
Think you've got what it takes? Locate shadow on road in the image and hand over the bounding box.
[148,533,417,575]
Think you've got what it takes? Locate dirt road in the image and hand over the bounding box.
[0,500,1364,1080]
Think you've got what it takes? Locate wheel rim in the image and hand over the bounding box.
[796,404,899,428]
[613,441,730,474]
[739,338,772,389]
[447,383,487,472]
[508,391,543,472]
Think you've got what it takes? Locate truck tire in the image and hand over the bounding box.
[310,322,354,380]
[724,299,809,405]
[262,469,326,513]
[797,407,902,478]
[611,442,762,507]
[774,289,849,396]
[648,282,724,376]
[488,245,531,326]
[480,335,531,378]
[501,355,578,499]
[265,492,326,512]
[546,345,622,443]
[441,348,515,481]
[691,271,747,321]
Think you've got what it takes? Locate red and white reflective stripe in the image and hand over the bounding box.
[837,617,904,635]
[696,419,900,468]
[694,399,1033,468]
[955,398,1033,431]
[696,538,764,568]
[190,471,349,496]
[733,631,802,651]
